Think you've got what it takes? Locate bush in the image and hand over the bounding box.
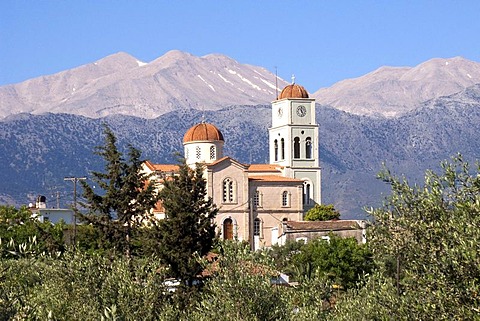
[304,204,340,221]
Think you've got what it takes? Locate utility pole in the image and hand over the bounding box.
[64,176,86,246]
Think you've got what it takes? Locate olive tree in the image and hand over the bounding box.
[334,155,480,320]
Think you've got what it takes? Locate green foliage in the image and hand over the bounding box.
[148,161,218,288]
[0,250,169,320]
[182,241,335,321]
[289,235,373,289]
[81,125,159,256]
[186,241,291,321]
[268,239,305,272]
[0,205,64,258]
[334,155,480,319]
[304,204,340,221]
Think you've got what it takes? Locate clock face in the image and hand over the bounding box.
[296,105,307,117]
[277,107,283,117]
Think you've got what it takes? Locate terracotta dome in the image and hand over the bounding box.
[277,83,309,99]
[183,122,224,143]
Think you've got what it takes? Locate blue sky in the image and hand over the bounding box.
[1,1,480,92]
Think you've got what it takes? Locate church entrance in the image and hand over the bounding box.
[223,218,233,240]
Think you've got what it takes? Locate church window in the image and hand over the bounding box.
[185,147,189,159]
[303,181,311,205]
[253,218,261,236]
[223,178,235,203]
[274,139,278,161]
[281,138,285,160]
[196,146,201,159]
[306,137,312,159]
[253,190,261,207]
[210,145,216,160]
[282,191,289,207]
[294,137,300,159]
[223,218,233,240]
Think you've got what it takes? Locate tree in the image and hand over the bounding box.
[185,242,293,321]
[0,205,64,257]
[304,204,340,221]
[150,161,218,288]
[289,235,373,289]
[0,250,170,320]
[334,155,480,320]
[81,125,159,257]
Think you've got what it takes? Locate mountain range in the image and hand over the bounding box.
[0,50,288,119]
[314,56,480,117]
[1,51,479,219]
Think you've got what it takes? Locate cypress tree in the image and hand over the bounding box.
[153,161,218,287]
[81,125,158,257]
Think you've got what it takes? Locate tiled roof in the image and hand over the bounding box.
[183,122,224,143]
[248,164,282,172]
[285,220,362,231]
[205,156,249,169]
[249,175,303,183]
[144,160,179,172]
[153,164,179,172]
[205,156,231,166]
[277,83,309,99]
[153,200,164,212]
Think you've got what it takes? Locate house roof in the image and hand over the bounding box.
[247,164,283,173]
[285,220,363,231]
[201,253,277,278]
[144,160,179,172]
[249,175,303,183]
[205,156,248,169]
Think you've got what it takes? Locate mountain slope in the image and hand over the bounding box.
[1,84,479,218]
[0,50,287,119]
[313,56,480,117]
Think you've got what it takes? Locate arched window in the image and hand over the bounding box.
[223,178,235,203]
[223,218,233,240]
[195,146,201,159]
[303,181,311,205]
[282,191,289,207]
[306,137,312,159]
[210,145,216,160]
[293,137,300,159]
[253,218,261,236]
[274,139,278,161]
[281,138,285,160]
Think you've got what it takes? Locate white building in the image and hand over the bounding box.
[29,195,75,224]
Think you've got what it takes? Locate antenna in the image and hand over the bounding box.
[201,106,206,123]
[275,66,278,99]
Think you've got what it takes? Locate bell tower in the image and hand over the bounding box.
[269,81,321,210]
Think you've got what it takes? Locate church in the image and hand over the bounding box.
[143,82,322,249]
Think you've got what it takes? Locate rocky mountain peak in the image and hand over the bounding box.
[93,52,141,69]
[313,56,480,117]
[0,50,287,119]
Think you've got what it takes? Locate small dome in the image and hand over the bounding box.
[277,83,309,99]
[183,122,224,143]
